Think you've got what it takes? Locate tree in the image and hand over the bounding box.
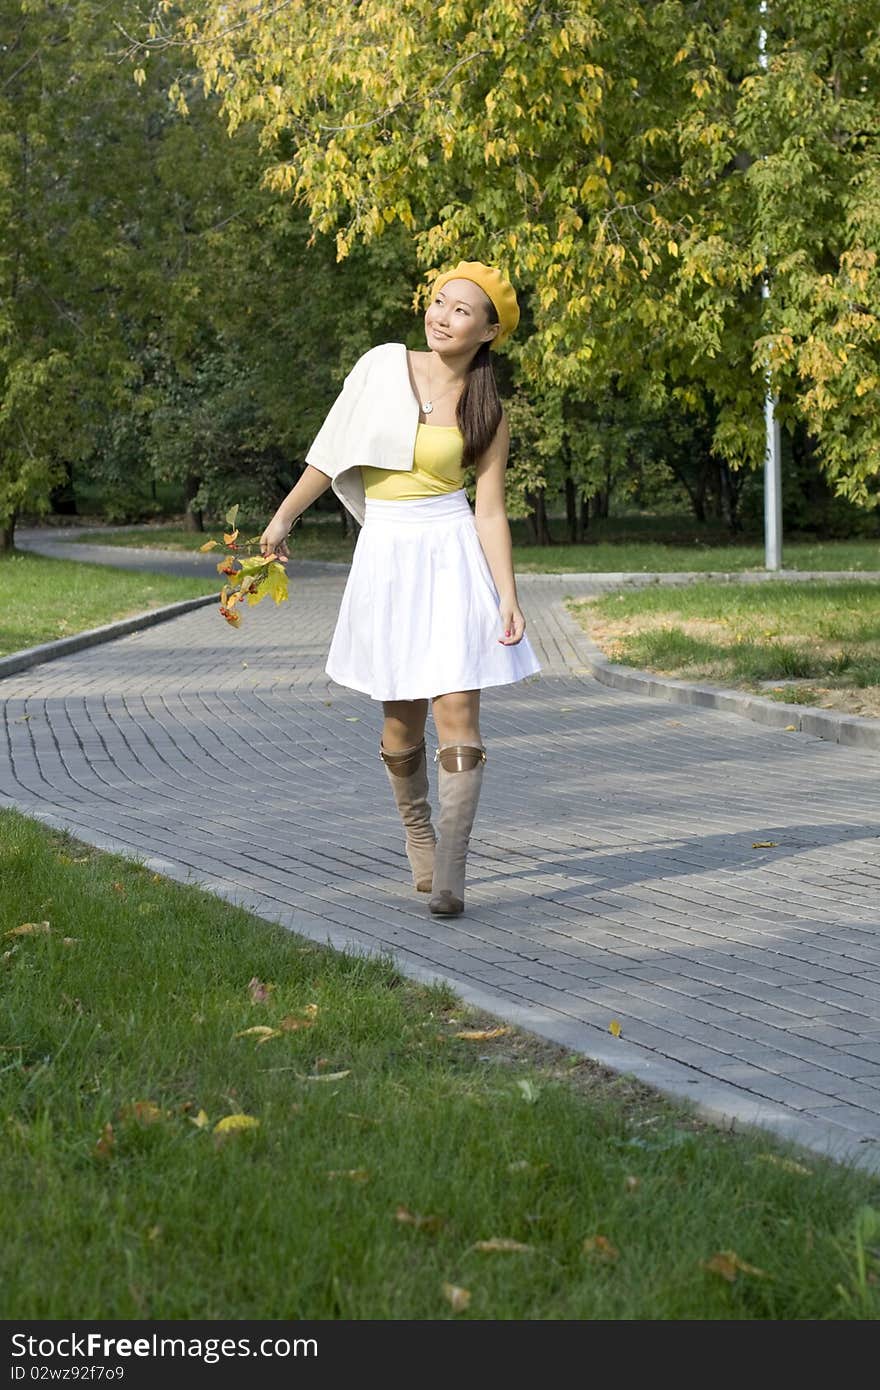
[155,0,879,509]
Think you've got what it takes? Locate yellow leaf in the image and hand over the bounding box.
[396,1205,444,1233]
[582,1234,619,1260]
[5,921,50,938]
[752,842,778,849]
[190,1109,210,1130]
[609,1019,622,1037]
[442,1282,471,1313]
[472,1238,533,1253]
[223,529,239,546]
[783,725,797,732]
[234,1026,282,1043]
[262,560,289,605]
[199,539,219,551]
[213,1113,260,1135]
[133,67,146,87]
[95,1122,115,1159]
[119,1100,163,1124]
[702,1250,768,1281]
[454,1027,511,1041]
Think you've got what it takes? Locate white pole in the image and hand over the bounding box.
[759,3,783,570]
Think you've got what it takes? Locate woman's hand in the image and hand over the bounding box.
[260,516,291,560]
[497,600,526,645]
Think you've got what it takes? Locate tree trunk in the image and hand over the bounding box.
[0,517,15,552]
[590,489,609,520]
[183,473,203,533]
[564,475,577,543]
[526,489,553,546]
[718,461,740,535]
[577,494,589,543]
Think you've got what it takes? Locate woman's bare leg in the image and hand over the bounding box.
[382,698,429,750]
[431,689,481,747]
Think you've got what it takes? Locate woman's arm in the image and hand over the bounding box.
[473,415,526,646]
[260,465,334,557]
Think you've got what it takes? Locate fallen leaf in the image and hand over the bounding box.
[61,937,80,947]
[752,841,778,849]
[344,716,360,721]
[783,725,797,732]
[119,1101,163,1125]
[516,1080,540,1103]
[111,881,126,894]
[582,1235,619,1260]
[213,1113,260,1136]
[454,1027,511,1041]
[702,1250,768,1282]
[396,1205,444,1233]
[190,1109,210,1130]
[234,1025,282,1043]
[247,977,273,1005]
[442,1282,471,1313]
[326,1169,370,1182]
[279,1014,315,1032]
[147,1225,162,1242]
[472,1238,533,1253]
[625,1175,641,1192]
[609,1019,622,1037]
[95,1122,115,1159]
[5,921,50,938]
[756,1153,811,1175]
[299,1070,351,1083]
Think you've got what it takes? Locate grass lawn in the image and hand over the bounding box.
[570,581,880,719]
[0,551,219,659]
[69,520,880,575]
[1,808,878,1320]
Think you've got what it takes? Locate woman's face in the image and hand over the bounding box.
[424,278,499,357]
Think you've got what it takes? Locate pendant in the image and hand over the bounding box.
[422,400,433,414]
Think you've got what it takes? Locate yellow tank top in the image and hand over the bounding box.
[361,423,465,501]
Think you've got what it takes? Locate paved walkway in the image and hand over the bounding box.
[4,533,880,1171]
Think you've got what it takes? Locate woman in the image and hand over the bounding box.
[260,261,541,917]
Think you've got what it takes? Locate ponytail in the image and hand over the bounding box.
[456,304,503,466]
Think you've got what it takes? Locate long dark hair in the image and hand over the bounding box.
[456,299,502,466]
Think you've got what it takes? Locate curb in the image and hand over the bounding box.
[519,568,880,585]
[558,600,880,753]
[0,593,218,681]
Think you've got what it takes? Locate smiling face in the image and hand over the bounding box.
[424,278,500,358]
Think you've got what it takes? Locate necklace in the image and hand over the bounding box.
[421,357,460,415]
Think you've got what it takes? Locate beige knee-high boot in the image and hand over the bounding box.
[428,744,487,917]
[379,738,436,892]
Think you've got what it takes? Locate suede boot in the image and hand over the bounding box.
[379,738,436,892]
[428,744,487,917]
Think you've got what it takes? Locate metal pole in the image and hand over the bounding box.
[759,3,783,570]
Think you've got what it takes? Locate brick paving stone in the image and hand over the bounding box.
[1,552,879,1172]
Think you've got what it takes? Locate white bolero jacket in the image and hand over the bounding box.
[305,342,420,525]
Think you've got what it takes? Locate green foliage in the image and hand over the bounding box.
[163,0,880,507]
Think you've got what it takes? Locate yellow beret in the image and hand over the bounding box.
[431,261,520,348]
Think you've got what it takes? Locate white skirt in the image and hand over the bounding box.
[325,489,542,701]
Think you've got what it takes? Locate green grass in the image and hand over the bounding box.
[70,519,880,575]
[2,808,878,1320]
[571,580,880,711]
[0,552,219,658]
